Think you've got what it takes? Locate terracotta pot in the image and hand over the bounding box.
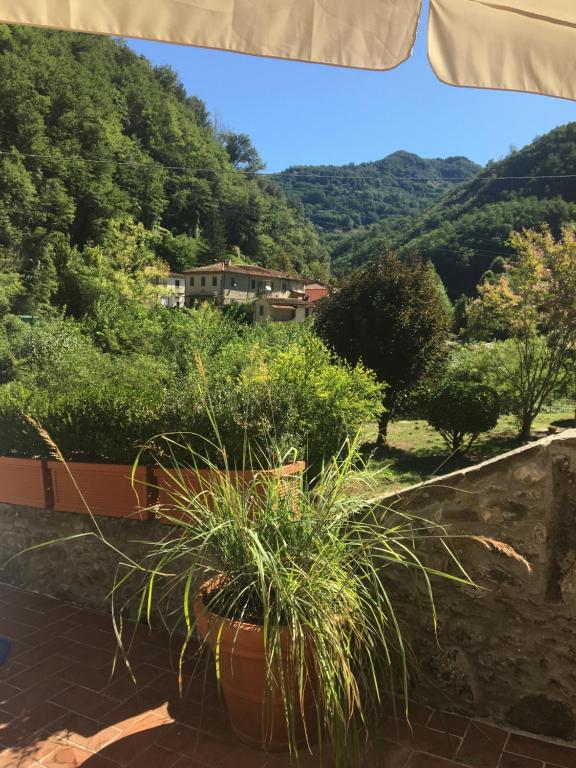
[0,457,47,508]
[48,461,148,518]
[154,461,305,525]
[193,577,317,752]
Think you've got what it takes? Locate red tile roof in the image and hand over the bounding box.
[183,261,303,281]
[305,286,329,303]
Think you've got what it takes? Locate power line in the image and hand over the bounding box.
[1,145,576,183]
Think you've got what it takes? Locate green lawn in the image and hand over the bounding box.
[360,404,576,494]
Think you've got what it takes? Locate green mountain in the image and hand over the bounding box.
[0,24,327,311]
[274,151,480,245]
[333,123,576,297]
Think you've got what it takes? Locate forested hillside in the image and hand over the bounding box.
[274,151,479,245]
[0,24,327,318]
[333,123,576,297]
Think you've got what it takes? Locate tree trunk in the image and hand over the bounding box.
[376,412,390,447]
[518,413,533,442]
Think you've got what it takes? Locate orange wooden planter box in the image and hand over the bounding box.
[153,461,305,525]
[0,457,47,508]
[48,462,148,519]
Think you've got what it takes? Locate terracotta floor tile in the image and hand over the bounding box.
[40,744,94,767]
[381,699,436,729]
[57,664,125,694]
[12,640,72,668]
[3,586,576,768]
[70,612,114,633]
[98,688,167,728]
[3,677,70,717]
[24,620,80,649]
[1,604,46,627]
[121,645,167,667]
[1,619,36,642]
[50,713,123,753]
[171,758,205,768]
[0,702,66,747]
[363,738,413,768]
[0,735,59,768]
[154,723,198,754]
[215,744,269,768]
[0,660,27,684]
[42,606,81,624]
[9,657,72,691]
[101,665,165,701]
[0,680,21,707]
[456,723,509,768]
[124,744,181,768]
[407,753,465,768]
[49,686,117,721]
[382,719,460,760]
[96,713,169,763]
[1,591,60,614]
[428,712,470,738]
[74,755,119,768]
[500,751,544,768]
[506,735,576,768]
[61,628,116,652]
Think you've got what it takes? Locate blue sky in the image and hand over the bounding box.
[127,2,576,173]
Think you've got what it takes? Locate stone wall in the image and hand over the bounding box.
[382,430,576,741]
[0,504,166,613]
[1,431,576,740]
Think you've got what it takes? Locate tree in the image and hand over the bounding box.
[466,274,519,341]
[472,226,576,440]
[426,379,500,454]
[221,132,265,175]
[0,261,22,318]
[315,252,451,445]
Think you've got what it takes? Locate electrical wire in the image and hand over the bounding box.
[0,144,575,183]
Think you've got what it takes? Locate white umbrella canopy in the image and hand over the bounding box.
[0,0,574,100]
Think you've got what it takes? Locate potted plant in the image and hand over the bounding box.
[112,435,482,766]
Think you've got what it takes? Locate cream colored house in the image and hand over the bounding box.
[254,297,314,324]
[184,261,305,307]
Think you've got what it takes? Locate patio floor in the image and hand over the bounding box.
[0,582,574,768]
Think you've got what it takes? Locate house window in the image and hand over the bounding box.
[201,276,206,287]
[190,277,195,287]
[231,278,238,288]
[270,282,274,291]
[259,304,264,316]
[305,308,310,318]
[175,279,180,287]
[212,276,218,286]
[251,279,256,290]
[282,282,287,292]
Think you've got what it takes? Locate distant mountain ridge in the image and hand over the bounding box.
[331,123,576,298]
[273,151,480,244]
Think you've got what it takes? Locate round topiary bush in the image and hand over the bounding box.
[426,380,500,454]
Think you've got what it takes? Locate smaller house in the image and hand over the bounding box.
[304,281,330,303]
[254,296,314,324]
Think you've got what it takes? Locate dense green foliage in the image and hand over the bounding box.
[275,151,479,249]
[425,379,500,453]
[0,24,327,321]
[315,252,451,443]
[333,124,576,296]
[0,308,382,471]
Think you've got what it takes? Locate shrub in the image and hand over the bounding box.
[425,379,500,454]
[0,319,382,471]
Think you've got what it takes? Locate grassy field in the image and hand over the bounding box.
[360,404,576,494]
